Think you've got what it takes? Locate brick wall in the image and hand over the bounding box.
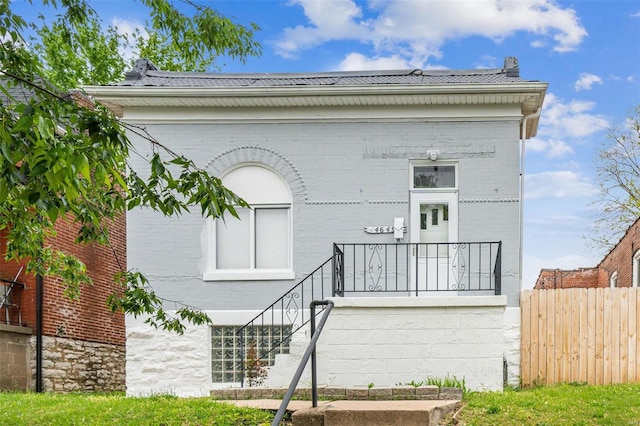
[534,218,640,289]
[599,218,640,287]
[1,215,125,345]
[534,268,599,289]
[40,215,126,346]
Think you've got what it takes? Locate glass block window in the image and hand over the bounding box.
[211,324,293,383]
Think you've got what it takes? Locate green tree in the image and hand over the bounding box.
[0,0,257,333]
[591,106,640,252]
[31,0,261,89]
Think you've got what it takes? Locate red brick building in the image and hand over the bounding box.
[0,215,126,392]
[535,217,640,290]
[0,83,126,392]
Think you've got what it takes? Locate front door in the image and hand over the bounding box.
[410,192,458,293]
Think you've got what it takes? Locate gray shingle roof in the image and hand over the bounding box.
[112,57,534,88]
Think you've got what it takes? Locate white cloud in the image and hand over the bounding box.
[111,17,148,63]
[338,53,411,71]
[525,170,595,200]
[275,0,587,66]
[526,93,607,159]
[547,140,575,158]
[525,138,574,159]
[526,138,548,153]
[538,93,608,140]
[472,54,498,69]
[574,73,603,91]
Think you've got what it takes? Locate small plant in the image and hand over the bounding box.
[244,341,268,387]
[486,404,501,414]
[367,382,375,389]
[425,375,469,394]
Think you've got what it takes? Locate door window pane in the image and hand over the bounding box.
[216,208,250,269]
[255,208,289,269]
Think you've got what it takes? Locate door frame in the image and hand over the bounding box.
[409,191,459,294]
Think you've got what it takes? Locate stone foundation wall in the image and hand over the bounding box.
[30,336,125,392]
[0,325,32,390]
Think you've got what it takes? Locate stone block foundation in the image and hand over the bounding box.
[30,336,125,392]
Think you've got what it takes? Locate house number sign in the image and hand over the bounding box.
[364,226,406,234]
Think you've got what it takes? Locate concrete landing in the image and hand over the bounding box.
[226,398,462,425]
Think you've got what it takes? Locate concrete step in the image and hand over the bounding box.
[293,400,461,426]
[227,398,461,426]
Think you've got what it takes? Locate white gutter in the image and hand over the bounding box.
[519,107,542,293]
[83,82,549,99]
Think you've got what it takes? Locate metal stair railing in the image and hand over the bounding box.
[237,255,336,387]
[272,300,334,426]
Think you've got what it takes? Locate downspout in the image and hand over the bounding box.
[519,107,542,293]
[36,273,43,392]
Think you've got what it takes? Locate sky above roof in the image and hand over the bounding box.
[15,0,640,288]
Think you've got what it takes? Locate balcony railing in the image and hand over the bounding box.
[333,242,502,296]
[1,278,26,326]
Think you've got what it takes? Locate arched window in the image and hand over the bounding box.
[204,164,294,281]
[633,250,640,288]
[610,271,618,288]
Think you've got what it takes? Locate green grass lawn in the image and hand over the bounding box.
[2,383,640,425]
[453,383,640,426]
[0,393,275,425]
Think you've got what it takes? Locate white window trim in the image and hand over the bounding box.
[610,271,618,288]
[633,250,640,288]
[204,208,295,281]
[204,164,294,281]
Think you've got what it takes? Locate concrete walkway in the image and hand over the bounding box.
[227,398,462,425]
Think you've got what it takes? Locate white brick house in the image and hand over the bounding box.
[85,57,547,396]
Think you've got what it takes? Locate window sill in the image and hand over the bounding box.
[203,269,295,281]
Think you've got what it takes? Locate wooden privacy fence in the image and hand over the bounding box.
[521,288,640,387]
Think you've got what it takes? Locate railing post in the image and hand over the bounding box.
[495,241,502,295]
[415,243,419,297]
[310,302,318,406]
[332,244,344,297]
[332,244,337,297]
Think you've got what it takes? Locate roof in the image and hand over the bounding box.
[113,57,531,88]
[0,77,42,106]
[84,57,548,137]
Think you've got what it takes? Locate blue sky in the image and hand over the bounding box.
[16,0,640,288]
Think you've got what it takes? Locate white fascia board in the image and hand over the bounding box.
[84,82,548,99]
[119,103,525,123]
[83,82,548,113]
